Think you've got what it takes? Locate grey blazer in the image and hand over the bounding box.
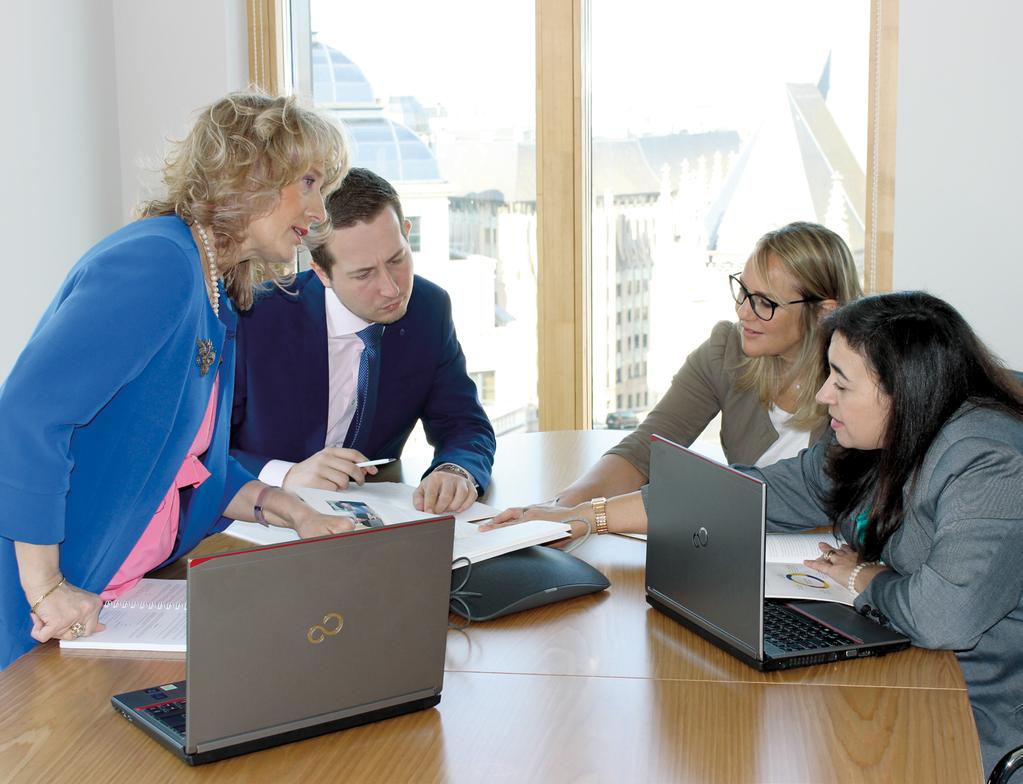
[741,404,1023,776]
[608,320,828,476]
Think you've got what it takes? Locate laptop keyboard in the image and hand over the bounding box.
[141,698,188,739]
[764,603,849,652]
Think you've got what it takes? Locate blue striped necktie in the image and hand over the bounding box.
[345,323,385,447]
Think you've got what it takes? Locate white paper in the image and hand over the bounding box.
[60,579,186,651]
[224,482,570,566]
[765,532,843,563]
[104,578,186,609]
[764,562,856,606]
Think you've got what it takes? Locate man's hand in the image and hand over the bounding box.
[413,468,477,513]
[282,448,375,490]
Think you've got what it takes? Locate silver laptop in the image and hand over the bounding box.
[112,516,454,765]
[644,436,909,671]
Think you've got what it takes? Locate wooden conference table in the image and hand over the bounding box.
[0,431,983,783]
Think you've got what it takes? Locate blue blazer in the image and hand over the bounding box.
[0,217,253,669]
[231,271,496,489]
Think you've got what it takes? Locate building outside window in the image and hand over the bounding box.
[406,215,422,252]
[290,1,871,444]
[299,0,538,442]
[589,0,868,449]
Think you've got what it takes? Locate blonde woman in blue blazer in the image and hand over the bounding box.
[0,93,353,670]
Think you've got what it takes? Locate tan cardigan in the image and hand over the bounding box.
[607,320,828,476]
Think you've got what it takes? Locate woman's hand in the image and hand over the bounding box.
[289,504,358,539]
[483,501,592,541]
[804,542,887,593]
[28,579,105,643]
[228,482,360,539]
[15,542,104,642]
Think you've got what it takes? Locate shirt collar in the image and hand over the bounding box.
[324,287,372,338]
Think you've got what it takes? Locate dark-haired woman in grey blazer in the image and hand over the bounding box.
[489,291,1023,776]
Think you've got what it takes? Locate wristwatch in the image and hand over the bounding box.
[434,463,478,491]
[591,496,609,535]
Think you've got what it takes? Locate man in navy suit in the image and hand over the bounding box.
[231,169,495,513]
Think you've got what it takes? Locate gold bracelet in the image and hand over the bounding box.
[591,497,609,535]
[29,576,66,615]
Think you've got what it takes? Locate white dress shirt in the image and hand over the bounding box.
[258,289,372,486]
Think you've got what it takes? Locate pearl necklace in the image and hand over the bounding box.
[194,223,221,317]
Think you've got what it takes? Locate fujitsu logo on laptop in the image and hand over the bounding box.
[307,612,345,644]
[692,527,710,548]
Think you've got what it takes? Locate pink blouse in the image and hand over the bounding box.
[102,377,220,600]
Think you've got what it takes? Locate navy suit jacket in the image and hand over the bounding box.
[231,271,495,490]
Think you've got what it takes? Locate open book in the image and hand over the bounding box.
[224,482,571,567]
[764,531,858,606]
[59,579,185,652]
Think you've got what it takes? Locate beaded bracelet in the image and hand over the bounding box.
[29,576,67,615]
[847,562,879,596]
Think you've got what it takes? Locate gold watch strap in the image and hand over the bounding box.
[591,496,609,535]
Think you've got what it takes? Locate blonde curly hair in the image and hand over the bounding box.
[140,91,348,311]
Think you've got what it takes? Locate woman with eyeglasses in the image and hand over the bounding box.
[491,291,1023,777]
[492,221,862,526]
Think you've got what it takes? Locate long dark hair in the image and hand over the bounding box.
[823,292,1023,561]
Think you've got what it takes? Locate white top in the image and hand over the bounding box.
[258,289,371,486]
[752,405,812,469]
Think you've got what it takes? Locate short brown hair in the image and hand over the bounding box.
[310,168,405,274]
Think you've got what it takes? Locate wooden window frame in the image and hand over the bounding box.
[250,0,897,431]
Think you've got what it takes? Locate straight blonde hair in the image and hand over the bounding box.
[736,222,863,429]
[140,91,348,311]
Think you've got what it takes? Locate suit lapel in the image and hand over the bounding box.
[298,273,330,454]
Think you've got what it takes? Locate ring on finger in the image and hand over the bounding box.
[822,550,836,564]
[69,621,86,638]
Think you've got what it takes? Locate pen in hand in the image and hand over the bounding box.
[355,458,397,468]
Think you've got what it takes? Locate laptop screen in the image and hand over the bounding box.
[184,518,453,753]
[646,437,767,660]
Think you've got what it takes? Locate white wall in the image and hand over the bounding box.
[0,0,247,378]
[0,1,122,376]
[892,0,1022,369]
[112,0,248,216]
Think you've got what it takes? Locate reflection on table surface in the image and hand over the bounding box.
[0,430,983,783]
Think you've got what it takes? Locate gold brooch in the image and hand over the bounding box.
[195,338,215,377]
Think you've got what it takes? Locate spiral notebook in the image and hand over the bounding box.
[59,579,186,652]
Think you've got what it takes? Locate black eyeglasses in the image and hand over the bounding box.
[728,274,820,321]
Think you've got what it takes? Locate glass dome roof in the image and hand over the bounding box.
[312,40,375,105]
[312,40,440,181]
[342,117,440,182]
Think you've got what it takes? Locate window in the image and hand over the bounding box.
[270,1,896,432]
[470,370,497,405]
[292,0,537,439]
[406,215,422,253]
[588,0,873,431]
